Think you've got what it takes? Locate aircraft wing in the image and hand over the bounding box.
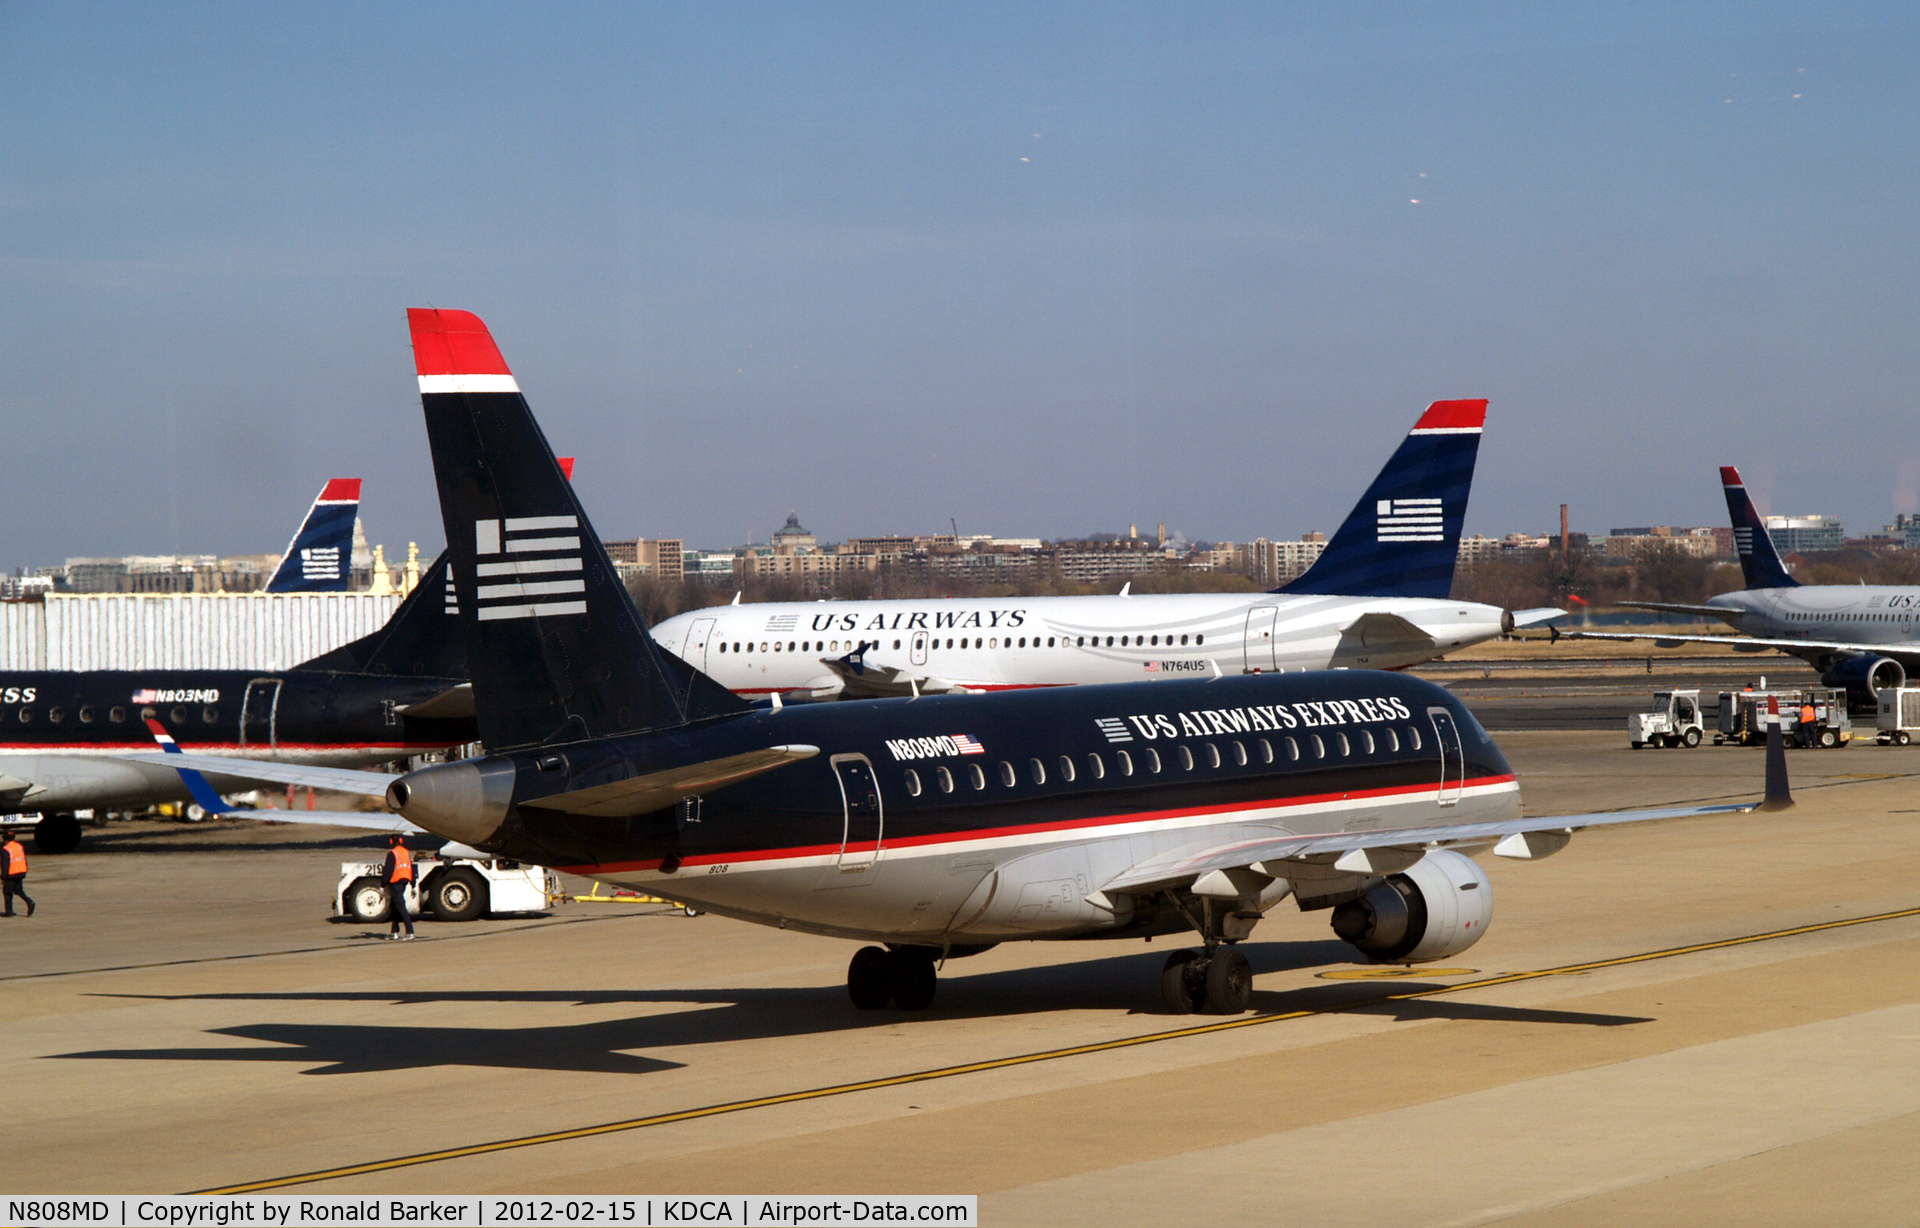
[1563,629,1920,662]
[817,651,968,700]
[1098,801,1752,897]
[1098,720,1794,899]
[517,744,820,818]
[117,753,399,797]
[1616,600,1740,620]
[213,808,420,833]
[1337,612,1436,654]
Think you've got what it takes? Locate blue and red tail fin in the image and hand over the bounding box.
[1720,466,1799,589]
[266,478,361,592]
[409,308,747,751]
[1277,399,1486,599]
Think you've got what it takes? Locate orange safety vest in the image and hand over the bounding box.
[2,840,24,876]
[1800,705,1816,725]
[387,846,413,884]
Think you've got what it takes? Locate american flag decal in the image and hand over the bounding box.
[1095,717,1133,743]
[1376,497,1445,543]
[950,733,985,755]
[471,515,587,622]
[132,689,159,704]
[1143,660,1161,673]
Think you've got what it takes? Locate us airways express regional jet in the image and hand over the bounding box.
[1574,466,1920,709]
[154,309,1794,1016]
[652,400,1560,700]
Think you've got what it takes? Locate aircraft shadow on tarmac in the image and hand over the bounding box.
[58,941,1648,1076]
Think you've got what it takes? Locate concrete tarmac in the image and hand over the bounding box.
[6,709,1920,1225]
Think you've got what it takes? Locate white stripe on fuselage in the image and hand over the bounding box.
[653,592,1509,693]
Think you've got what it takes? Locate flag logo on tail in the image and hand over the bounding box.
[471,516,587,622]
[1376,497,1445,542]
[1734,527,1755,556]
[300,546,342,580]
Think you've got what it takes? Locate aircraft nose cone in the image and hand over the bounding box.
[389,758,517,846]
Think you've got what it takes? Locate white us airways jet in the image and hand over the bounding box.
[652,402,1562,700]
[155,309,1796,1016]
[1572,466,1920,709]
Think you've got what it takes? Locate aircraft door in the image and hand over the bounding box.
[240,679,282,750]
[1244,606,1278,672]
[1428,706,1463,806]
[910,631,929,666]
[683,617,717,671]
[828,754,884,878]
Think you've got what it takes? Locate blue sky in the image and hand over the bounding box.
[1,2,1915,564]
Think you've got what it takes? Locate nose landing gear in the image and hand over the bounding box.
[847,945,938,1011]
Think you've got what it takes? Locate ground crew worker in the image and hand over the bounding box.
[1800,702,1818,748]
[2,829,33,917]
[383,832,415,940]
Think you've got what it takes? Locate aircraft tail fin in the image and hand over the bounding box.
[408,308,748,751]
[267,478,361,592]
[293,550,467,677]
[1720,466,1799,589]
[1277,399,1486,599]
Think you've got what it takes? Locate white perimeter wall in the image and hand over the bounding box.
[0,592,405,671]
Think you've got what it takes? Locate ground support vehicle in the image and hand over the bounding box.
[1716,686,1852,748]
[1874,687,1920,745]
[1629,690,1706,748]
[334,854,559,923]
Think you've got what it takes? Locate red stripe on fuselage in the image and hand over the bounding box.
[554,772,1519,877]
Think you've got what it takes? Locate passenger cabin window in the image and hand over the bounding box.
[78,706,95,724]
[1057,755,1075,782]
[1405,725,1422,751]
[17,708,32,723]
[903,769,922,797]
[935,766,953,793]
[998,760,1017,787]
[1177,745,1194,771]
[1357,729,1374,754]
[171,706,189,725]
[1204,743,1222,768]
[110,706,127,723]
[1382,727,1399,752]
[1028,758,1046,785]
[1259,738,1274,764]
[1144,747,1162,773]
[1196,634,1204,644]
[1085,753,1104,779]
[1335,732,1350,756]
[202,706,219,724]
[1285,737,1300,761]
[1311,734,1326,758]
[968,764,986,790]
[1231,740,1247,766]
[1116,750,1134,776]
[47,707,63,724]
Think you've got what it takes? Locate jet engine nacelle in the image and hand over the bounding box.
[1821,655,1904,713]
[1328,849,1492,963]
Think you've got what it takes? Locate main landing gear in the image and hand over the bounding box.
[847,945,938,1011]
[1160,893,1256,1015]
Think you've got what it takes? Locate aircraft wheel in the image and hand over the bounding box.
[1160,949,1202,1014]
[33,813,82,854]
[1819,729,1839,749]
[847,946,893,1010]
[889,952,938,1011]
[429,867,488,922]
[1681,728,1702,748]
[345,877,390,923]
[1203,947,1253,1015]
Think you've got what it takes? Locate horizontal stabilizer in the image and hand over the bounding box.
[1337,611,1437,655]
[398,683,475,720]
[1616,600,1736,619]
[819,649,967,700]
[519,744,819,818]
[1510,607,1566,628]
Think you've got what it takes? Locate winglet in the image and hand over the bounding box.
[1760,696,1794,811]
[146,719,233,816]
